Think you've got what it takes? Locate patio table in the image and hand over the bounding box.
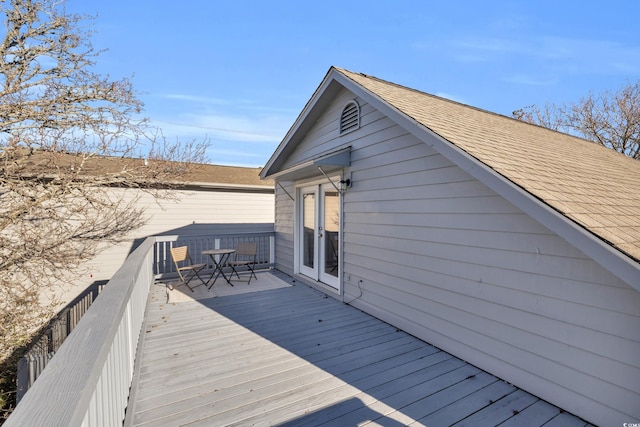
[202,248,235,288]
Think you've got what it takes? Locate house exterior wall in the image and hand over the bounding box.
[274,181,295,275]
[60,187,274,304]
[272,87,640,425]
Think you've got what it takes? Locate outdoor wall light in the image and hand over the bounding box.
[340,178,351,188]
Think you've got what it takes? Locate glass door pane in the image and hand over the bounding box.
[322,191,339,278]
[302,192,315,269]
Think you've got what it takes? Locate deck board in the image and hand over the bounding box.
[124,271,588,426]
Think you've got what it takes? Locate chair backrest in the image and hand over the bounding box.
[170,246,191,265]
[235,242,257,258]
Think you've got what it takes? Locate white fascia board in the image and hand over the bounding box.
[261,68,342,179]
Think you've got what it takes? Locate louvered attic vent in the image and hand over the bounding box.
[340,100,360,135]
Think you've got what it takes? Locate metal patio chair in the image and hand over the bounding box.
[169,246,207,291]
[228,242,258,284]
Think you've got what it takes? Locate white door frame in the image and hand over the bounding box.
[295,179,341,291]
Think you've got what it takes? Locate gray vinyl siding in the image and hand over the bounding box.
[272,87,640,425]
[274,181,295,275]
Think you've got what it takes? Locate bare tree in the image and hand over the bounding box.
[0,0,208,390]
[513,80,640,159]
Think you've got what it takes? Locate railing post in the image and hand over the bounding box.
[214,238,221,264]
[269,235,275,267]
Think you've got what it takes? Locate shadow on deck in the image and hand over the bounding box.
[124,270,589,426]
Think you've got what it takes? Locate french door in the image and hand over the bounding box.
[299,183,340,289]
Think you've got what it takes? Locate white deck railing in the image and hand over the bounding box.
[5,229,275,427]
[153,231,276,276]
[4,236,156,427]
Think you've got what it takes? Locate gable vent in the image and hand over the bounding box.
[340,100,360,135]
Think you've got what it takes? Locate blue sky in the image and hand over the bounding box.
[67,1,640,167]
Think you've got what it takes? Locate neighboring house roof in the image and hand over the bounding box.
[180,163,273,191]
[8,149,272,190]
[262,66,640,287]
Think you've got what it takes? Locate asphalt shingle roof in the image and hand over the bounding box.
[337,68,640,262]
[10,149,271,188]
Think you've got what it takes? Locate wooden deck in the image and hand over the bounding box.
[124,271,590,427]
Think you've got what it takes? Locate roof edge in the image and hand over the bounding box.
[261,66,343,179]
